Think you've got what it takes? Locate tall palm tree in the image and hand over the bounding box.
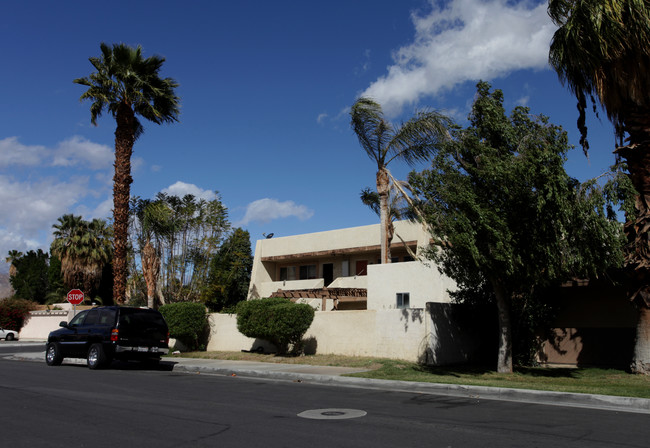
[350,98,451,263]
[74,43,180,304]
[51,214,113,301]
[549,0,650,374]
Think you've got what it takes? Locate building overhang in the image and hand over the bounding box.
[260,240,418,262]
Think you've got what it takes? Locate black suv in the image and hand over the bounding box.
[46,306,169,369]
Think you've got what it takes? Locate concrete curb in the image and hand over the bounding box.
[170,360,650,415]
[7,350,650,414]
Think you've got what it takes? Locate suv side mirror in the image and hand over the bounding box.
[59,321,69,329]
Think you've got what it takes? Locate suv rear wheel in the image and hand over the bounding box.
[45,342,63,366]
[87,343,110,369]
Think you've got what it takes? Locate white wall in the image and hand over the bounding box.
[19,310,71,340]
[367,261,456,310]
[207,308,430,362]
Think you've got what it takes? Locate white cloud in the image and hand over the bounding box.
[52,136,113,170]
[317,113,328,124]
[0,174,91,265]
[0,137,47,167]
[363,0,556,116]
[238,198,314,225]
[161,181,216,201]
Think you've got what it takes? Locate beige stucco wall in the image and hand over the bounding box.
[328,276,367,289]
[19,310,71,340]
[367,261,456,310]
[207,309,429,362]
[206,313,280,353]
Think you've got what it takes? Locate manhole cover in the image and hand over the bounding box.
[297,409,367,420]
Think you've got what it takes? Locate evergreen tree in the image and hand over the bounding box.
[203,228,253,312]
[410,82,625,372]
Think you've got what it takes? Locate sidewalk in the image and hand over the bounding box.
[7,347,650,415]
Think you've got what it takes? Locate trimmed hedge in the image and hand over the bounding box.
[159,302,208,351]
[0,298,38,331]
[236,298,315,355]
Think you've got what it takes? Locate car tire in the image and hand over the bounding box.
[45,342,63,366]
[87,343,108,370]
[6,333,14,341]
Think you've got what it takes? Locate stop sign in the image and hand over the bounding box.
[67,289,84,305]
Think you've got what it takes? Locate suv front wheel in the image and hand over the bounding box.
[45,342,63,366]
[87,343,110,369]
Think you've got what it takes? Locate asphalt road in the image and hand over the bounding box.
[1,353,649,448]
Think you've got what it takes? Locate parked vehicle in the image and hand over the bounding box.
[46,306,169,369]
[0,327,18,341]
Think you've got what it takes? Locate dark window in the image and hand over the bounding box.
[299,265,317,279]
[84,309,99,325]
[396,292,410,309]
[280,266,297,281]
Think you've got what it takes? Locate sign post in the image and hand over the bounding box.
[67,289,84,315]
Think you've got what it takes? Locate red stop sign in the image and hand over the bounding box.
[67,289,84,305]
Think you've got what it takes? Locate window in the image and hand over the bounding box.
[84,309,99,325]
[68,310,88,326]
[299,264,317,279]
[280,266,297,281]
[396,292,410,309]
[404,256,414,262]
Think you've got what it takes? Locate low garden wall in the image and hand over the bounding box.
[207,303,481,364]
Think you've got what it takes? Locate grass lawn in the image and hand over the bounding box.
[175,351,650,399]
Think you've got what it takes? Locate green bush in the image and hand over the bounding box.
[159,302,208,351]
[236,298,315,355]
[0,298,38,331]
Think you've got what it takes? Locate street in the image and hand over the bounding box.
[1,345,648,448]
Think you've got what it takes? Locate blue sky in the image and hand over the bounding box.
[1,0,619,272]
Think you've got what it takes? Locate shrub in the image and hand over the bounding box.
[236,298,315,355]
[0,298,38,331]
[159,302,208,351]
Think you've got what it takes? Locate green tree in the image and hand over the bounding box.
[74,43,180,304]
[46,253,65,303]
[51,214,113,301]
[409,82,625,373]
[203,228,253,312]
[548,0,650,374]
[350,97,451,264]
[9,250,49,303]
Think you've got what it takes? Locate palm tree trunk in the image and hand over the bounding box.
[490,277,513,373]
[142,240,159,309]
[377,168,390,264]
[615,109,650,374]
[631,306,650,374]
[113,104,136,304]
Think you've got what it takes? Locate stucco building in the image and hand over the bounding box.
[247,221,456,310]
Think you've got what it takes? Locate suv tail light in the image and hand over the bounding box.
[165,332,170,346]
[111,328,119,342]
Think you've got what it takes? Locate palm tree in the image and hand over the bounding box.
[350,98,451,263]
[549,0,650,374]
[74,43,180,304]
[5,250,23,278]
[360,179,415,261]
[51,214,113,301]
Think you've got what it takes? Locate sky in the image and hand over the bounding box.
[1,0,620,273]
